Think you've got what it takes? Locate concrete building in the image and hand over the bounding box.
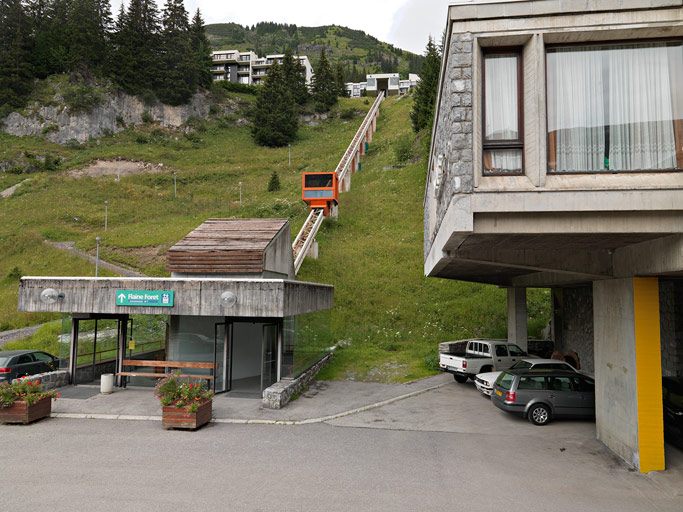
[425,0,683,472]
[345,73,420,98]
[18,219,333,404]
[211,50,313,85]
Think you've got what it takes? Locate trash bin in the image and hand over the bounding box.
[101,373,114,394]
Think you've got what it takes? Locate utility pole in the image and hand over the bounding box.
[104,200,108,231]
[95,237,101,277]
[288,144,292,167]
[173,172,177,199]
[239,181,243,208]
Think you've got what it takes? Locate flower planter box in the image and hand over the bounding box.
[0,397,52,425]
[162,400,212,430]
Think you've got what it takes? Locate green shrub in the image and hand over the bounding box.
[41,124,58,135]
[216,81,258,96]
[392,134,415,166]
[141,111,154,124]
[6,266,22,281]
[339,108,356,120]
[63,84,103,114]
[115,115,126,127]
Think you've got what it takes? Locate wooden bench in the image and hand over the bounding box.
[117,360,215,389]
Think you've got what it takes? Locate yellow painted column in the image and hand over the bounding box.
[633,277,665,473]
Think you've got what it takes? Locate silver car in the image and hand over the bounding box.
[491,369,595,425]
[475,358,578,396]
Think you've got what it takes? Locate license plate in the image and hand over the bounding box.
[495,390,503,397]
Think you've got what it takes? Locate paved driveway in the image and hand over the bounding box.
[0,377,680,512]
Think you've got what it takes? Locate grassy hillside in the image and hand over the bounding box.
[0,93,549,382]
[205,23,424,81]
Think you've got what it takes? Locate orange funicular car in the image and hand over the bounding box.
[301,172,338,216]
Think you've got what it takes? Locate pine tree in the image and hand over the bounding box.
[410,37,441,133]
[282,47,308,106]
[310,48,337,112]
[29,0,70,78]
[251,62,298,147]
[67,0,109,74]
[0,0,34,112]
[267,170,281,192]
[190,8,212,90]
[334,62,346,97]
[157,0,193,105]
[112,0,161,96]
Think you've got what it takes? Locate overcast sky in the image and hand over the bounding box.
[110,0,453,54]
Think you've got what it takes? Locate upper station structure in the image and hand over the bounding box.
[426,0,683,473]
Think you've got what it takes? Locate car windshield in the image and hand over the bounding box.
[511,361,533,370]
[496,372,514,390]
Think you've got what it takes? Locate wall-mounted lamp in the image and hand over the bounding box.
[220,291,238,308]
[40,288,65,304]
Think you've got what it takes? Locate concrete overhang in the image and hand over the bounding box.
[448,0,683,22]
[18,277,334,318]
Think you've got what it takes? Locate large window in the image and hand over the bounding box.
[483,51,523,175]
[547,42,683,173]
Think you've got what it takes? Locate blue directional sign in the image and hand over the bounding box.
[116,290,174,307]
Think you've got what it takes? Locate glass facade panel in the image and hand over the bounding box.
[547,42,683,172]
[281,310,332,380]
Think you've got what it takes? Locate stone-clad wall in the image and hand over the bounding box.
[425,31,474,258]
[262,353,333,410]
[13,370,69,390]
[553,287,595,374]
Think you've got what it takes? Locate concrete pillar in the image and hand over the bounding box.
[593,278,665,473]
[306,239,319,260]
[360,138,366,156]
[367,125,374,143]
[342,173,351,192]
[507,287,527,351]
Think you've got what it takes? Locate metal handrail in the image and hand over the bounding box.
[293,209,324,274]
[336,92,384,182]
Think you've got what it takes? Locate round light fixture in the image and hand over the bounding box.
[40,288,61,304]
[220,291,238,308]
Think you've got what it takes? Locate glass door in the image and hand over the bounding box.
[261,323,279,391]
[214,322,231,393]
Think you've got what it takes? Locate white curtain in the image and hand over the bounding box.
[548,43,680,172]
[485,56,518,140]
[548,49,606,172]
[608,45,676,170]
[484,56,521,172]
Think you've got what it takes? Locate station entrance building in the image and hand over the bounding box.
[18,219,333,398]
[425,0,683,472]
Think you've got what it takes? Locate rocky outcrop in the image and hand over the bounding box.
[2,91,213,144]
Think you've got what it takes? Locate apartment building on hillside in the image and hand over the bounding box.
[211,50,313,85]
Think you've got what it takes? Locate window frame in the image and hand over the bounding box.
[545,38,683,175]
[481,48,525,177]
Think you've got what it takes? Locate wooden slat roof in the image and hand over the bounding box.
[167,219,289,274]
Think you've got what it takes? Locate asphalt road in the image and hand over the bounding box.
[1,417,681,512]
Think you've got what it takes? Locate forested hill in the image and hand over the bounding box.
[205,23,424,82]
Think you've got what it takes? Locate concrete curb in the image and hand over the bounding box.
[50,381,449,425]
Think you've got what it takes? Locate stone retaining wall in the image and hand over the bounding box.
[12,370,69,390]
[262,353,333,410]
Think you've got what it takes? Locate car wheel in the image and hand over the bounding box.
[453,374,468,383]
[528,403,551,426]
